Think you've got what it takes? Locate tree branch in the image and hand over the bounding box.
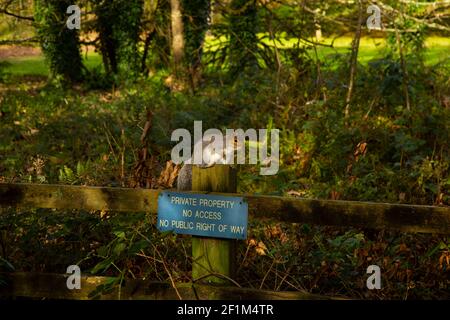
[0,9,34,21]
[0,38,39,45]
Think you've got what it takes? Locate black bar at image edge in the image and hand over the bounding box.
[0,300,445,319]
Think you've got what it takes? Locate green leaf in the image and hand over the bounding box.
[91,258,113,274]
[129,240,149,254]
[113,242,127,255]
[76,161,84,176]
[113,231,125,239]
[427,242,444,257]
[0,257,15,272]
[88,284,105,299]
[439,241,448,250]
[97,245,109,257]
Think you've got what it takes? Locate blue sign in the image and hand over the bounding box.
[157,191,248,240]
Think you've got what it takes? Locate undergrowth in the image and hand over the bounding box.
[0,51,449,299]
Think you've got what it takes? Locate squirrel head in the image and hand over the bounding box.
[185,131,239,168]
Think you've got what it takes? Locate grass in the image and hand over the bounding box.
[1,56,48,76]
[1,36,448,77]
[205,35,450,67]
[1,52,103,77]
[313,36,450,66]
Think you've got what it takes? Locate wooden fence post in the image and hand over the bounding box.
[191,165,237,285]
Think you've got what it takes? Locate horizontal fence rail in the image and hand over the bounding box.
[1,183,449,234]
[0,272,340,300]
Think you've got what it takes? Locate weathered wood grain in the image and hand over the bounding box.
[0,183,158,212]
[0,272,340,300]
[191,165,237,285]
[1,183,449,233]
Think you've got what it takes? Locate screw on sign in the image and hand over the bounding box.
[157,192,248,240]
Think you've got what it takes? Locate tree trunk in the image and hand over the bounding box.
[182,0,210,90]
[228,0,259,75]
[344,0,363,119]
[34,0,84,83]
[170,0,185,74]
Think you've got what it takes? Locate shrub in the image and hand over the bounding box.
[34,0,84,83]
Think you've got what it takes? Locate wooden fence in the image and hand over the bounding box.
[0,165,449,300]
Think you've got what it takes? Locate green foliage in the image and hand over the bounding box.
[0,257,15,272]
[145,0,171,70]
[0,61,7,82]
[83,66,115,90]
[92,0,144,77]
[58,161,92,184]
[242,221,449,298]
[34,0,84,83]
[208,0,260,77]
[0,257,14,288]
[182,0,210,72]
[226,0,259,75]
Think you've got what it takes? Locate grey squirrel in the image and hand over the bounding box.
[176,133,233,191]
[177,163,193,191]
[175,128,278,189]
